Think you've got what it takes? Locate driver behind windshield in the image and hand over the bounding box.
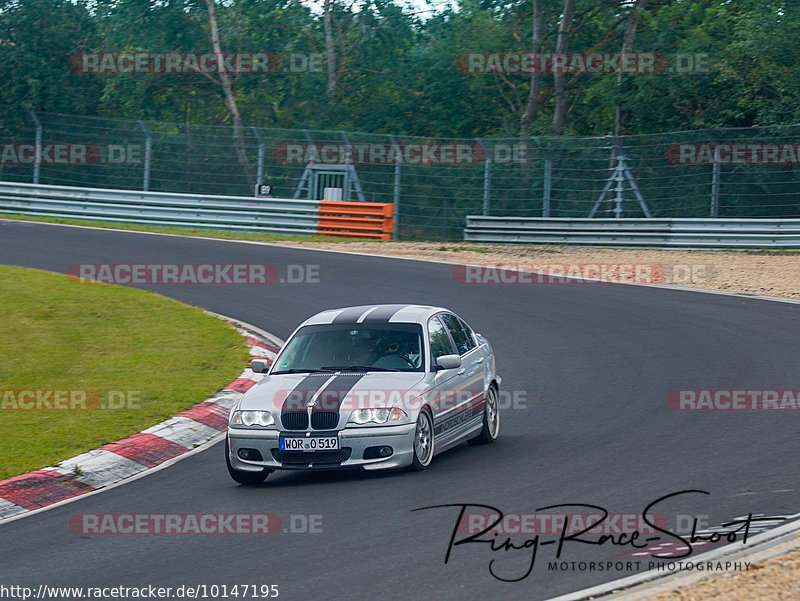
[369,331,419,369]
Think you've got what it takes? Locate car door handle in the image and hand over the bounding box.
[457,369,466,375]
[476,357,484,364]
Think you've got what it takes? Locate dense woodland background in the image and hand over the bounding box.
[1,0,798,137]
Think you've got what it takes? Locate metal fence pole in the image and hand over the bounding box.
[389,134,401,240]
[543,159,553,217]
[711,161,720,217]
[138,120,152,191]
[30,111,42,184]
[477,138,490,216]
[251,126,265,193]
[614,154,624,218]
[339,131,351,202]
[530,137,552,217]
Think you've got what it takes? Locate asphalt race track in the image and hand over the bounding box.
[2,220,800,600]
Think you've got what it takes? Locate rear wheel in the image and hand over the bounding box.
[225,438,271,485]
[468,385,500,445]
[409,409,434,471]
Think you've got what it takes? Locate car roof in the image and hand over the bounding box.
[301,304,449,327]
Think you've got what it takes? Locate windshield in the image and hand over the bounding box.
[272,323,424,373]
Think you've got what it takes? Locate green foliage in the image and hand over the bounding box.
[0,0,103,125]
[1,0,798,136]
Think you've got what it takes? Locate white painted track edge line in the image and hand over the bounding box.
[205,311,285,347]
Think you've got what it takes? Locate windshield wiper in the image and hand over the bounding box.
[320,365,400,372]
[269,368,339,375]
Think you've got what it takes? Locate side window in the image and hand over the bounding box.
[428,316,455,360]
[457,317,478,350]
[440,313,474,355]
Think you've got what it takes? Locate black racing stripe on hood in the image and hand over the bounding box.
[281,374,331,412]
[331,306,373,324]
[360,304,411,323]
[312,373,365,413]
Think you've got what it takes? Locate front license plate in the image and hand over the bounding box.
[280,436,339,451]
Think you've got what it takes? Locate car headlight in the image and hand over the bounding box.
[348,407,408,425]
[230,410,274,428]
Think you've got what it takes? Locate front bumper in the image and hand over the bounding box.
[227,423,417,472]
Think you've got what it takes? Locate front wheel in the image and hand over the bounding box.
[225,438,271,485]
[468,385,500,445]
[409,409,435,471]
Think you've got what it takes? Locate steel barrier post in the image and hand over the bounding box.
[252,126,265,193]
[711,161,720,218]
[138,120,152,191]
[477,138,490,216]
[389,134,401,239]
[30,111,42,185]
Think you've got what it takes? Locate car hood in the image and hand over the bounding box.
[238,371,430,413]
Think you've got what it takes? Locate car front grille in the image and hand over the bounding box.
[281,412,309,430]
[281,411,340,430]
[271,448,352,465]
[311,411,339,430]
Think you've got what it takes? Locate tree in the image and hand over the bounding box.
[614,0,648,137]
[519,0,543,136]
[205,0,249,173]
[94,0,215,123]
[0,0,102,125]
[551,0,575,135]
[324,0,337,97]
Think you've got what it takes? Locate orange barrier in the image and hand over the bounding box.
[317,201,394,240]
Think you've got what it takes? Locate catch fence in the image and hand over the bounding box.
[3,112,800,239]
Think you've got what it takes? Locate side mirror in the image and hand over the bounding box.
[435,354,462,370]
[250,359,270,373]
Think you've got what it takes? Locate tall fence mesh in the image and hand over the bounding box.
[3,111,800,239]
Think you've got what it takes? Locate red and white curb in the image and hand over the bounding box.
[0,314,282,521]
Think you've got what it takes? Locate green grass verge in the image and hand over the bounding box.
[0,265,250,479]
[0,212,365,245]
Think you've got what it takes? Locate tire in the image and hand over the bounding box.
[468,385,500,445]
[225,438,271,485]
[409,409,435,471]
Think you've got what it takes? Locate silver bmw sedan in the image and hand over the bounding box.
[225,304,500,484]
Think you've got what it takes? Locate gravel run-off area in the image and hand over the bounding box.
[276,241,800,300]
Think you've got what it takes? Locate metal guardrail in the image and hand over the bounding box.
[0,182,320,235]
[0,182,394,239]
[464,216,800,248]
